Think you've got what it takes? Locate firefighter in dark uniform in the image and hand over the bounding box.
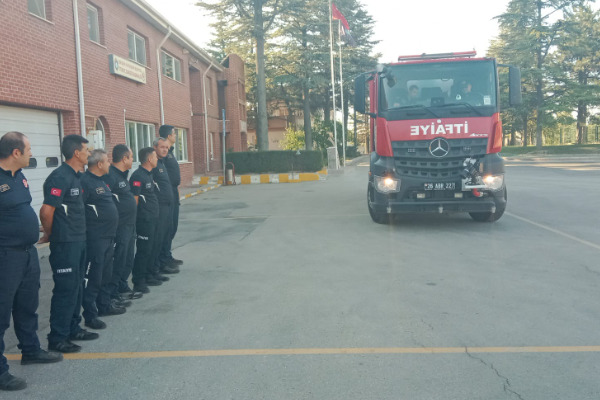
[0,132,63,392]
[40,135,99,353]
[80,149,124,331]
[130,147,160,294]
[157,125,183,268]
[151,137,179,277]
[102,145,142,301]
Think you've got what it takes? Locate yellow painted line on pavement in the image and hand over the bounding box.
[506,212,600,252]
[6,346,600,361]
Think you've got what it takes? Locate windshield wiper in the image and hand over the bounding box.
[392,104,439,118]
[435,102,483,116]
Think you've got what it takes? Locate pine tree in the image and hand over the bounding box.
[495,0,588,148]
[555,5,600,144]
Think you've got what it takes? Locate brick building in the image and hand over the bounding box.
[0,0,247,212]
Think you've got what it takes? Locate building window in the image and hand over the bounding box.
[162,51,181,82]
[173,128,188,162]
[128,30,146,66]
[207,76,213,105]
[28,0,47,19]
[125,121,155,163]
[87,5,100,43]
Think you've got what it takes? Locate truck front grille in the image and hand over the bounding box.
[392,138,488,179]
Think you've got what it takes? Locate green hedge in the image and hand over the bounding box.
[226,151,324,174]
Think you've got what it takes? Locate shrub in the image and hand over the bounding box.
[226,150,324,174]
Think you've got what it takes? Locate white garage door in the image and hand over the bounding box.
[0,105,62,218]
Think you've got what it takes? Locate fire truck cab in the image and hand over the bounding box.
[354,51,522,224]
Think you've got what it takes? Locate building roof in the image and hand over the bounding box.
[118,0,223,72]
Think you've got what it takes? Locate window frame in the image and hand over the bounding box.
[125,121,156,163]
[28,0,46,20]
[128,30,147,66]
[161,51,182,83]
[87,4,101,44]
[173,128,188,162]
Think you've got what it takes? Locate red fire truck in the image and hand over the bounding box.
[354,51,522,224]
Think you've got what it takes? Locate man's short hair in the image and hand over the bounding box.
[62,135,89,160]
[159,125,174,139]
[153,137,168,147]
[0,131,26,159]
[88,149,107,168]
[409,85,419,92]
[139,147,155,164]
[112,144,131,163]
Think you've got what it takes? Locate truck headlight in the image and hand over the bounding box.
[483,174,504,191]
[374,175,400,194]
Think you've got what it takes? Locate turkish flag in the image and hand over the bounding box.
[332,3,350,31]
[51,188,62,196]
[133,181,141,187]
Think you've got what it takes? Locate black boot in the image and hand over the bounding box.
[48,340,82,353]
[0,372,26,391]
[69,329,100,341]
[20,349,63,365]
[85,318,107,330]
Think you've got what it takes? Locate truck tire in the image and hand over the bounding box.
[368,184,390,224]
[469,188,507,222]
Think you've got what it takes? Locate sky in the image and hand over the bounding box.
[145,0,513,61]
[145,0,598,62]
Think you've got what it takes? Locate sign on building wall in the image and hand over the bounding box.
[109,54,146,84]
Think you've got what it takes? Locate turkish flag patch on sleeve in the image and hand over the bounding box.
[50,188,62,196]
[133,181,141,187]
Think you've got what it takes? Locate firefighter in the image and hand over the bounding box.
[157,125,184,269]
[0,132,63,391]
[102,145,143,301]
[40,135,99,353]
[80,149,124,331]
[150,137,178,278]
[130,147,160,294]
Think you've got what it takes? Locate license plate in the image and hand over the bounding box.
[424,182,456,191]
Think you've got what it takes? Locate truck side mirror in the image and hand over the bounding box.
[354,74,366,114]
[509,66,522,106]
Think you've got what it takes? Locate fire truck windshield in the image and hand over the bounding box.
[380,60,498,120]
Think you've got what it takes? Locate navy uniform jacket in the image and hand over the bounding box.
[130,166,159,220]
[43,163,86,243]
[0,167,39,247]
[102,165,137,226]
[164,148,181,189]
[80,170,119,240]
[152,158,173,205]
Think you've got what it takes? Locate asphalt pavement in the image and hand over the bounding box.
[4,156,600,400]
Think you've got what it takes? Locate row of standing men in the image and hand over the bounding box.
[0,125,183,391]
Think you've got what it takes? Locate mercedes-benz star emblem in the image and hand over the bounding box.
[429,138,450,158]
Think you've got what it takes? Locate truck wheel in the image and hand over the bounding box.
[368,184,390,224]
[469,189,507,222]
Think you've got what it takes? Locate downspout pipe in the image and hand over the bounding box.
[157,27,172,125]
[73,0,86,138]
[203,61,215,172]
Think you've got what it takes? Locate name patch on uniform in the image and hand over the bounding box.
[133,181,141,187]
[0,184,9,192]
[57,268,72,274]
[22,179,28,188]
[50,188,62,197]
[119,181,127,188]
[146,183,152,189]
[96,187,105,194]
[70,188,80,196]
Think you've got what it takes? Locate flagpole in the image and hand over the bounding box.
[338,20,346,167]
[328,0,339,169]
